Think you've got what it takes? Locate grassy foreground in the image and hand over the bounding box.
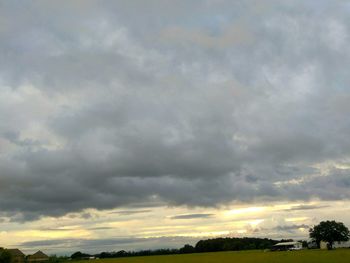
[78,249,350,263]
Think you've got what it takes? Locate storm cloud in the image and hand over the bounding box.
[0,0,350,221]
[20,236,198,253]
[170,213,214,220]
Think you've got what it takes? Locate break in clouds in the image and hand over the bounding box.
[0,0,350,221]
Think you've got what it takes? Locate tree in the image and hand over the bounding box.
[70,251,90,260]
[116,250,128,257]
[48,255,68,263]
[0,249,12,263]
[309,220,350,250]
[179,244,195,254]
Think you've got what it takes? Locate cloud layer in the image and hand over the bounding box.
[0,0,350,221]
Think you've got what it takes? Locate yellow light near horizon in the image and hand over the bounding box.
[225,206,266,216]
[285,217,309,222]
[14,229,91,239]
[176,231,231,237]
[249,219,264,226]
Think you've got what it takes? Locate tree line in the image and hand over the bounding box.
[69,220,350,259]
[71,237,282,260]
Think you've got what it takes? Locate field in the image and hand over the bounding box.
[78,249,350,263]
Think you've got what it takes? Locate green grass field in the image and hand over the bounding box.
[78,249,350,263]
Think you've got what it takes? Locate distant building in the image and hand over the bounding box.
[27,251,49,262]
[7,249,26,263]
[272,241,303,251]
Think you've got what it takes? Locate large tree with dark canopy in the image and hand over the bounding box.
[0,250,12,263]
[309,220,350,249]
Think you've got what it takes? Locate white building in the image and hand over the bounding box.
[272,241,303,251]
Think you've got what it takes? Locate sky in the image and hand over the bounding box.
[0,0,350,255]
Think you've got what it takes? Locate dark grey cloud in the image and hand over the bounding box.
[88,227,114,231]
[274,224,310,233]
[21,237,150,248]
[284,204,330,211]
[20,236,199,253]
[0,0,350,221]
[38,226,113,232]
[170,213,214,220]
[38,228,75,232]
[111,210,152,215]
